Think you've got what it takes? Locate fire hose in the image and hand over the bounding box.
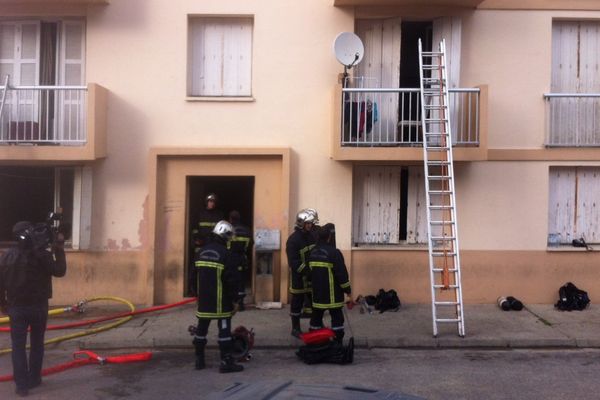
[0,350,152,382]
[0,297,196,355]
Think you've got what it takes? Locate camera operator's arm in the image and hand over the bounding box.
[49,233,67,277]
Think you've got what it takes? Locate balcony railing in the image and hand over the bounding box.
[341,87,480,147]
[0,84,88,145]
[544,93,600,147]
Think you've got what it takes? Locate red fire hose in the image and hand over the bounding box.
[0,350,152,382]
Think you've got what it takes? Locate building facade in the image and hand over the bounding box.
[1,0,600,306]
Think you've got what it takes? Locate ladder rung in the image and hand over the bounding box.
[428,176,452,180]
[430,220,456,225]
[435,301,460,306]
[432,252,457,257]
[427,161,451,166]
[422,51,444,56]
[424,119,448,123]
[429,190,453,194]
[425,147,451,151]
[429,206,454,210]
[433,285,460,289]
[424,105,446,110]
[433,268,458,273]
[431,235,456,240]
[422,65,445,70]
[436,318,462,323]
[426,132,450,136]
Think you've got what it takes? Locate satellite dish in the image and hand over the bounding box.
[333,32,364,69]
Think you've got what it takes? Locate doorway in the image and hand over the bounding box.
[186,176,255,298]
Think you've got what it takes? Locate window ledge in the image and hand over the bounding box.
[352,244,428,251]
[547,245,597,252]
[186,96,255,102]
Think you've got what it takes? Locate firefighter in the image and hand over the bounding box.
[285,208,318,338]
[227,210,253,311]
[191,193,224,252]
[190,220,243,373]
[307,223,351,343]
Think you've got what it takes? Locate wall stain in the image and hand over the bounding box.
[106,239,119,251]
[121,238,132,250]
[137,195,149,249]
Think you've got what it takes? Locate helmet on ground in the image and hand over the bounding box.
[213,220,234,241]
[295,208,319,229]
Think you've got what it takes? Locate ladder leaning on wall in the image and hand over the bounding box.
[417,38,465,338]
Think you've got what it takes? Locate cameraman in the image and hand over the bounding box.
[0,221,66,397]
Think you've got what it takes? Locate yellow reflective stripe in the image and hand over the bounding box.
[217,269,222,314]
[195,261,224,270]
[196,311,233,319]
[329,268,335,305]
[299,244,315,264]
[340,281,351,289]
[297,263,306,274]
[313,302,344,309]
[289,287,311,294]
[199,222,216,227]
[309,261,333,269]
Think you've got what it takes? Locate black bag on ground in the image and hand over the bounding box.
[374,289,401,313]
[555,282,590,311]
[296,338,354,365]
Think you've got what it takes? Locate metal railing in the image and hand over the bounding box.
[544,93,600,147]
[341,87,480,147]
[0,84,88,145]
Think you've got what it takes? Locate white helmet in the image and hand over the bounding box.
[212,220,234,241]
[295,208,319,229]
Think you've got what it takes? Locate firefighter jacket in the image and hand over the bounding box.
[192,208,225,247]
[285,228,316,294]
[227,223,253,272]
[308,244,351,309]
[192,237,239,319]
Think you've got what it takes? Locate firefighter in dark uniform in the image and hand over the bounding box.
[227,210,253,311]
[191,193,224,252]
[190,220,243,373]
[285,208,318,338]
[307,223,351,343]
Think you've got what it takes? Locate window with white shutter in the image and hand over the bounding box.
[188,17,253,97]
[548,166,600,245]
[352,165,427,246]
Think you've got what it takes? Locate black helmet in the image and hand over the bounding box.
[12,221,33,242]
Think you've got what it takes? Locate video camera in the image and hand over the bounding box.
[18,210,65,250]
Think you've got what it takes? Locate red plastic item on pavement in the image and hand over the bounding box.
[0,350,152,382]
[300,328,335,345]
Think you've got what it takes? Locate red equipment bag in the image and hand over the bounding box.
[300,328,335,345]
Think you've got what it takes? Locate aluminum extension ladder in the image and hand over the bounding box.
[417,38,465,337]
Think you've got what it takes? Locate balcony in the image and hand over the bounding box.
[333,0,485,7]
[332,84,488,161]
[0,83,107,161]
[544,93,600,147]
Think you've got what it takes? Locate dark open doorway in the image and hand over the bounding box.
[186,176,255,297]
[399,21,433,142]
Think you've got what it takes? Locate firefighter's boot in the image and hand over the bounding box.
[290,316,302,338]
[219,340,243,373]
[193,337,206,370]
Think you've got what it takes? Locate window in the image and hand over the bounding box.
[0,19,86,142]
[188,16,253,97]
[352,165,427,245]
[549,21,600,146]
[0,166,92,249]
[548,167,600,245]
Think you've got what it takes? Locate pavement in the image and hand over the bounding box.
[3,301,600,351]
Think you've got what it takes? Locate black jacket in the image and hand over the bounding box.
[285,228,316,294]
[227,223,253,272]
[192,208,225,247]
[0,245,66,308]
[192,237,239,319]
[308,244,351,309]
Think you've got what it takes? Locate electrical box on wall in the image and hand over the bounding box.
[254,229,280,252]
